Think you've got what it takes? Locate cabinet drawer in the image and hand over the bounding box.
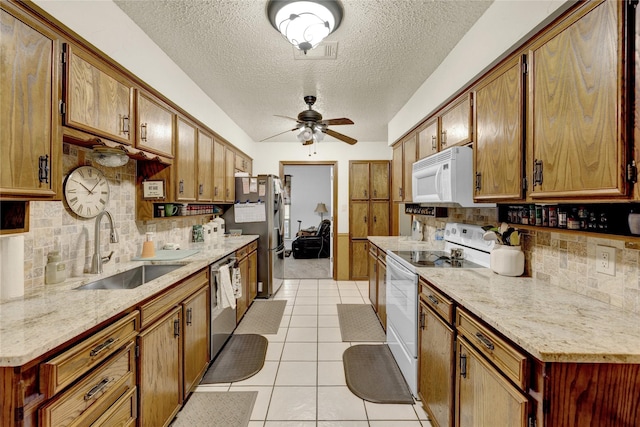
[39,341,136,427]
[377,248,386,264]
[140,269,208,329]
[236,246,248,259]
[419,279,453,324]
[40,311,139,397]
[456,309,528,389]
[91,386,137,427]
[248,240,258,252]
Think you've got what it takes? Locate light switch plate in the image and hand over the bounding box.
[595,245,616,276]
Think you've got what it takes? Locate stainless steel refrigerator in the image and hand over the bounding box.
[222,175,285,298]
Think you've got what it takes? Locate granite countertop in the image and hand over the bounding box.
[0,235,258,367]
[369,236,640,364]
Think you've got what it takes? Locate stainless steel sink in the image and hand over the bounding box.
[76,264,183,290]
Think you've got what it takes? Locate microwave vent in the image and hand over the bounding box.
[413,146,467,172]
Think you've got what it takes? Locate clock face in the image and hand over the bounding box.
[64,166,110,218]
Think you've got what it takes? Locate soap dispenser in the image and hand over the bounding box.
[141,232,156,258]
[45,251,66,284]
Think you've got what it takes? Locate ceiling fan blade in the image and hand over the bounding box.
[302,140,314,146]
[274,115,301,122]
[321,118,354,126]
[259,128,298,142]
[323,128,357,145]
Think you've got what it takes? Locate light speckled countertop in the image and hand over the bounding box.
[0,236,257,367]
[369,236,640,364]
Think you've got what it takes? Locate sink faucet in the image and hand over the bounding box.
[91,211,119,274]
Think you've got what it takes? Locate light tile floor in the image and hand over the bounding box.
[193,278,432,427]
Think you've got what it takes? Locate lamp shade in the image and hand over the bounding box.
[314,202,328,214]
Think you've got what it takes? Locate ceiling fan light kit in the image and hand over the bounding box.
[267,0,343,54]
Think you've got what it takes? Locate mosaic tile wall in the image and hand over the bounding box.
[18,144,207,290]
[417,208,639,314]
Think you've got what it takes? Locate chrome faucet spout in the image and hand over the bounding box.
[91,211,117,274]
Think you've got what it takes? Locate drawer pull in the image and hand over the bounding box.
[186,308,193,325]
[427,295,439,305]
[84,377,112,401]
[89,337,118,357]
[460,353,467,378]
[475,332,495,351]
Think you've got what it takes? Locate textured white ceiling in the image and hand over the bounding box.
[113,0,493,144]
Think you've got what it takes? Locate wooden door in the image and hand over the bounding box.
[369,201,390,236]
[213,139,225,202]
[402,134,417,202]
[64,44,134,145]
[236,256,249,322]
[368,249,378,311]
[1,5,59,198]
[182,286,210,396]
[527,0,627,199]
[392,143,404,202]
[175,116,197,202]
[456,339,528,427]
[349,201,369,239]
[249,250,258,301]
[138,307,182,427]
[377,259,387,330]
[440,94,472,149]
[225,147,236,203]
[136,89,174,157]
[350,162,370,200]
[197,129,214,202]
[417,119,439,160]
[474,56,524,201]
[419,301,454,427]
[370,162,390,200]
[350,240,369,280]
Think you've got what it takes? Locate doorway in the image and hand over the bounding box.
[280,161,337,280]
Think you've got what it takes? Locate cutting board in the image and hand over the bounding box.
[132,249,200,261]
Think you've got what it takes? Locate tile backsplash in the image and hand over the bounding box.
[416,207,639,314]
[15,145,207,290]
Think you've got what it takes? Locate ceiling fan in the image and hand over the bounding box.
[261,95,357,145]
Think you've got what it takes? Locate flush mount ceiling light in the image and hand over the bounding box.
[267,0,343,54]
[91,146,129,168]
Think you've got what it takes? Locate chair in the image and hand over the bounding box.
[291,220,331,259]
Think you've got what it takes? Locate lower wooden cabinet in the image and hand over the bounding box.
[368,247,378,309]
[249,249,258,301]
[236,241,258,323]
[236,255,249,322]
[350,240,369,280]
[182,286,210,396]
[91,386,137,427]
[368,244,387,330]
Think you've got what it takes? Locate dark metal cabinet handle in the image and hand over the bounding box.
[186,308,193,325]
[460,353,467,378]
[199,183,204,195]
[428,295,438,305]
[179,180,184,194]
[38,155,49,184]
[364,215,367,223]
[533,159,544,186]
[431,135,437,150]
[140,122,148,141]
[475,332,495,351]
[214,186,219,196]
[89,337,117,357]
[84,377,111,401]
[441,130,447,146]
[174,319,180,337]
[475,172,482,191]
[419,312,426,329]
[121,115,130,135]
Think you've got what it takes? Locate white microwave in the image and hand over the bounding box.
[412,146,495,207]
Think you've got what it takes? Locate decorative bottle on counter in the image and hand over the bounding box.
[45,251,66,284]
[490,245,524,277]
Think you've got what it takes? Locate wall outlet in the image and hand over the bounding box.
[595,245,616,276]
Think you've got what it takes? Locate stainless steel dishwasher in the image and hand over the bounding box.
[210,254,237,358]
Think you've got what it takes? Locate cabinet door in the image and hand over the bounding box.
[213,138,225,202]
[350,162,370,200]
[350,240,369,280]
[350,201,369,239]
[392,143,404,202]
[248,250,258,301]
[456,339,528,427]
[182,286,210,396]
[175,116,197,202]
[370,162,390,200]
[440,94,472,149]
[1,5,59,198]
[377,260,386,330]
[418,119,439,160]
[197,129,214,202]
[136,89,174,157]
[64,44,134,145]
[138,307,182,427]
[527,0,627,199]
[369,201,389,236]
[419,301,454,427]
[474,56,524,201]
[368,249,378,311]
[403,134,417,202]
[225,147,236,203]
[236,256,249,322]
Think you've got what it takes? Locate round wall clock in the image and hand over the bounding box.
[64,166,110,218]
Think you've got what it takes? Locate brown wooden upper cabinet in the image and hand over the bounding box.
[196,128,214,202]
[175,116,197,202]
[235,152,251,174]
[350,161,390,200]
[417,118,439,160]
[440,93,473,150]
[136,89,175,158]
[473,55,525,201]
[526,0,630,200]
[1,3,60,199]
[63,44,134,146]
[225,146,236,203]
[392,134,417,202]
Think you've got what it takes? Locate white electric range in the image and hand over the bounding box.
[385,223,493,397]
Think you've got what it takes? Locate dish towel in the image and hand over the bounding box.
[218,264,236,309]
[232,267,242,298]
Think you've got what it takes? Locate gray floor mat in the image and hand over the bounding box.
[171,391,257,427]
[200,334,268,384]
[337,304,386,342]
[234,300,287,335]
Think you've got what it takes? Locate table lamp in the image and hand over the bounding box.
[315,202,328,221]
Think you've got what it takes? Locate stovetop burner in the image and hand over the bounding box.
[392,250,484,269]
